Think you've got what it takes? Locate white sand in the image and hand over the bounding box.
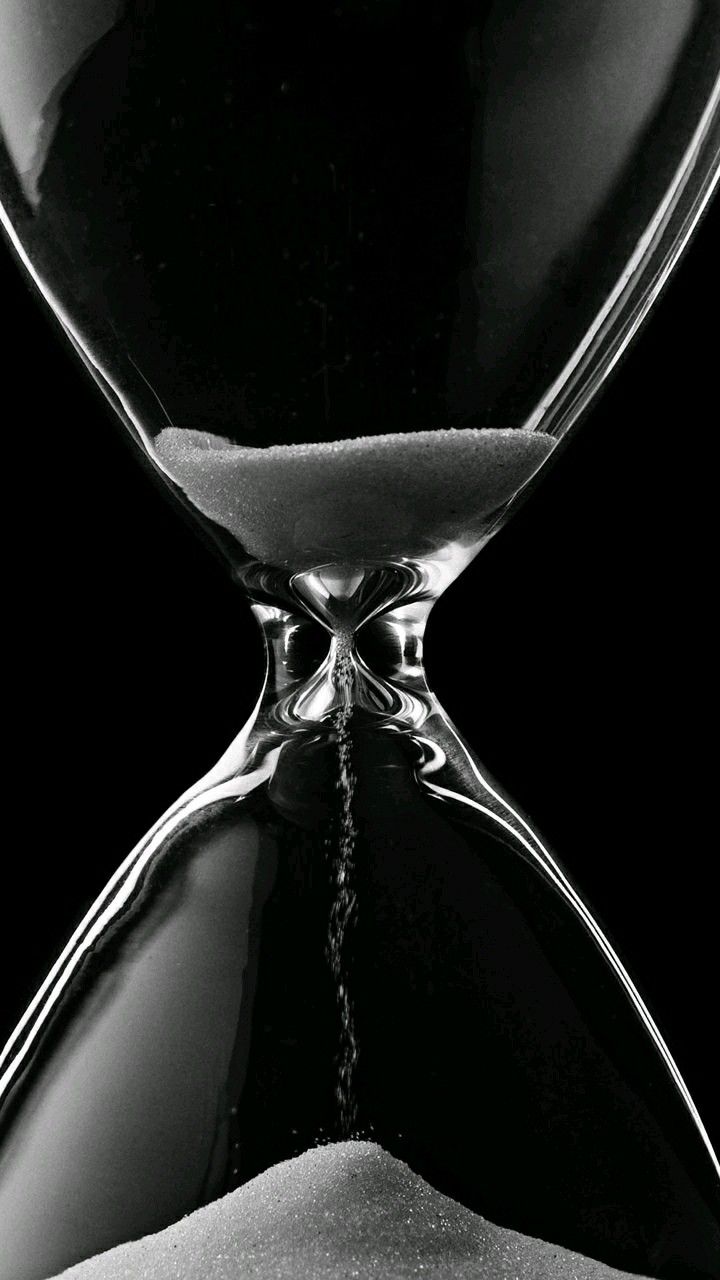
[153,428,556,566]
[54,1141,652,1280]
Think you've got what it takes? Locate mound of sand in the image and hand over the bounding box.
[54,1141,651,1280]
[154,427,556,566]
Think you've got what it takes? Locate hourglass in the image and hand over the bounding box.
[1,4,719,1279]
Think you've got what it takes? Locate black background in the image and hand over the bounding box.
[0,199,717,1152]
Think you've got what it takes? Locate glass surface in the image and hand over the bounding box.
[0,4,719,1279]
[1,1,718,565]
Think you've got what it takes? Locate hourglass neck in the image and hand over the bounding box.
[239,559,448,733]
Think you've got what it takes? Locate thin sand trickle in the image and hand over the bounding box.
[328,636,359,1137]
[153,427,556,566]
[54,1141,653,1280]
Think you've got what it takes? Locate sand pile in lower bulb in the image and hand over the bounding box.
[54,1141,651,1280]
[153,428,556,566]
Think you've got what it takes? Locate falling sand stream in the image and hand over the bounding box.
[327,633,359,1137]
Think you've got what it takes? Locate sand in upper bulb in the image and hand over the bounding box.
[153,427,556,567]
[53,1141,654,1280]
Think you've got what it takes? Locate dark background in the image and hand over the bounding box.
[1,199,717,1151]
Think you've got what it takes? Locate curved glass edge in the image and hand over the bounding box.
[0,207,236,564]
[474,71,720,550]
[0,196,150,458]
[527,70,720,443]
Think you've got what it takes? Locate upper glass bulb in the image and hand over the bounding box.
[1,1,718,571]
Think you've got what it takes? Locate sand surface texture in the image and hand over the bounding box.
[154,428,556,566]
[55,1141,651,1280]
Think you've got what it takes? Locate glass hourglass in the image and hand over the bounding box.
[1,4,719,1278]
